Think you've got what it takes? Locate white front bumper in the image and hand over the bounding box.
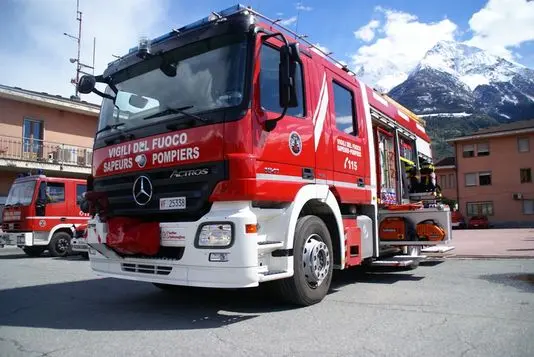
[0,232,34,247]
[86,201,261,288]
[71,238,88,252]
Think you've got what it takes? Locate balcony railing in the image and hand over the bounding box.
[0,135,93,168]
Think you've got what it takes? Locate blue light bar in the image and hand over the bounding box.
[128,4,247,54]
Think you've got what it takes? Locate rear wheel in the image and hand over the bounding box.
[22,246,46,257]
[274,215,334,306]
[48,232,72,257]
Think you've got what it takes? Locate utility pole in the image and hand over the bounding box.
[64,0,95,100]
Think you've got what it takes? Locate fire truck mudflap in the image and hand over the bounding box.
[87,201,261,288]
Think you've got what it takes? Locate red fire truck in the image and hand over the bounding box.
[77,5,453,305]
[1,173,89,257]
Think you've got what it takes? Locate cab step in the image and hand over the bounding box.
[257,240,284,253]
[258,270,291,282]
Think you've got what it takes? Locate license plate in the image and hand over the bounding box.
[17,235,25,245]
[160,197,186,210]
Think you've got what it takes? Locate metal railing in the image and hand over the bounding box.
[0,135,93,167]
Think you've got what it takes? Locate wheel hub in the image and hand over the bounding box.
[57,238,68,252]
[302,234,330,288]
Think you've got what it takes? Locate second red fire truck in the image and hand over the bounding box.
[1,173,89,257]
[77,5,453,306]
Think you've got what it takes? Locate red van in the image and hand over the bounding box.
[0,173,89,257]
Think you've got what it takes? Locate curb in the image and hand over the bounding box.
[446,255,534,260]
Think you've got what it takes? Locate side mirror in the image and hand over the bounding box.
[78,75,96,94]
[278,44,298,109]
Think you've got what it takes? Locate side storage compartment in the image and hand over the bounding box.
[378,207,452,246]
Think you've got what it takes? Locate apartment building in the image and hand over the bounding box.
[446,120,534,227]
[0,84,99,205]
[434,156,457,202]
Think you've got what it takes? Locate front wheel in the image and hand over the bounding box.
[48,232,72,257]
[275,215,334,306]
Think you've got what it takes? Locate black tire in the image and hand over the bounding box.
[274,215,334,306]
[22,246,46,257]
[48,231,72,257]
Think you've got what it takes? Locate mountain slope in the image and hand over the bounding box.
[388,41,534,122]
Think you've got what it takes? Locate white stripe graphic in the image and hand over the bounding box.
[257,174,375,191]
[313,73,329,151]
[356,80,377,192]
[26,216,89,220]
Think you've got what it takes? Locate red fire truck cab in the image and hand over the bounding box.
[0,173,89,257]
[77,5,453,306]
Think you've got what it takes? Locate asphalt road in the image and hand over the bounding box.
[0,248,533,357]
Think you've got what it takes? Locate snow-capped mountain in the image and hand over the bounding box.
[387,40,534,121]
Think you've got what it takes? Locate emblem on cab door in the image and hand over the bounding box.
[289,131,302,156]
[133,175,153,206]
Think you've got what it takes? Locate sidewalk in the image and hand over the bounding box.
[449,228,534,258]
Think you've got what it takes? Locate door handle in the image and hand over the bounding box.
[302,168,315,180]
[357,178,365,187]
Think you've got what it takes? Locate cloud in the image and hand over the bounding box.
[466,0,534,60]
[295,3,313,11]
[0,0,173,104]
[351,7,458,91]
[354,19,381,42]
[280,16,298,26]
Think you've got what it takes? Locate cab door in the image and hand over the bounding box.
[252,36,315,201]
[327,70,369,203]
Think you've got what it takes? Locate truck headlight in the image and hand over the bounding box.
[196,223,233,248]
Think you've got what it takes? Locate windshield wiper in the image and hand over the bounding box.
[95,123,125,136]
[143,105,207,122]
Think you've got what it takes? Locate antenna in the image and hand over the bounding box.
[64,0,96,100]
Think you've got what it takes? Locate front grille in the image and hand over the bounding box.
[121,263,172,275]
[93,161,227,222]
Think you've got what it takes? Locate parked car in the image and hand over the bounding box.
[451,210,466,229]
[468,215,490,229]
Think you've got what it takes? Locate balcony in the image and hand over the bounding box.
[0,135,93,174]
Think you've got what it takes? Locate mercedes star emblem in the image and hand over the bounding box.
[132,175,153,206]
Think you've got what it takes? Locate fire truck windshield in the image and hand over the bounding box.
[5,180,36,207]
[97,37,248,138]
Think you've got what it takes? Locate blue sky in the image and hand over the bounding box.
[1,0,533,102]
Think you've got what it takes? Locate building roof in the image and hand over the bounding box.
[447,119,534,143]
[435,156,456,167]
[0,84,100,117]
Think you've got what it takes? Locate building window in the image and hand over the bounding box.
[524,200,534,215]
[260,44,305,117]
[332,81,357,135]
[520,168,532,183]
[518,137,530,153]
[479,172,492,186]
[449,173,456,188]
[463,144,475,158]
[467,202,494,216]
[46,183,65,203]
[23,118,44,156]
[476,142,490,156]
[439,175,447,189]
[465,173,477,186]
